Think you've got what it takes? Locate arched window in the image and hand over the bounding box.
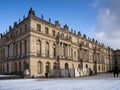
[45,42,49,57]
[46,62,51,73]
[65,63,69,69]
[53,62,57,69]
[24,40,27,54]
[53,44,56,57]
[37,61,43,74]
[37,40,41,56]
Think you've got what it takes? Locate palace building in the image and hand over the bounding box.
[0,8,114,77]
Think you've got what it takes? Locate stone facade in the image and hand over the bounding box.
[0,8,113,77]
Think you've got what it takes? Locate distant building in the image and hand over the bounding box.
[0,8,114,77]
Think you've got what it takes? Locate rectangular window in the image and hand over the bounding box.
[37,24,41,32]
[24,24,27,31]
[52,30,55,36]
[45,27,49,34]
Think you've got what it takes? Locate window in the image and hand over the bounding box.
[37,61,43,74]
[53,44,56,57]
[25,24,27,31]
[65,63,69,69]
[36,40,41,56]
[19,62,21,72]
[16,44,18,56]
[20,42,22,55]
[74,51,76,57]
[24,40,27,54]
[46,62,50,73]
[45,27,49,34]
[61,33,64,38]
[37,24,41,32]
[7,63,9,73]
[20,28,22,35]
[45,42,49,57]
[53,62,57,69]
[52,30,55,36]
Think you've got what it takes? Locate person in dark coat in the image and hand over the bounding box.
[113,66,119,77]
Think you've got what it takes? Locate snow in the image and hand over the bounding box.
[0,74,120,90]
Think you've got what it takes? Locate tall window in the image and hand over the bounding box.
[14,63,17,72]
[20,28,22,35]
[19,62,21,72]
[24,40,27,54]
[45,42,49,57]
[8,45,10,57]
[37,40,41,56]
[65,63,69,69]
[53,62,57,69]
[45,27,49,34]
[20,42,22,55]
[16,44,18,56]
[24,24,27,31]
[52,30,55,36]
[46,62,50,73]
[53,44,56,57]
[7,63,9,73]
[37,61,42,74]
[37,24,41,32]
[74,51,76,57]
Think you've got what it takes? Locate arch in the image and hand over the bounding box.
[53,62,57,69]
[37,61,43,74]
[65,63,69,69]
[46,62,51,73]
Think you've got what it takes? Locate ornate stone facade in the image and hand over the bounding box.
[0,8,113,77]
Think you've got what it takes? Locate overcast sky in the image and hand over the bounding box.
[0,0,119,50]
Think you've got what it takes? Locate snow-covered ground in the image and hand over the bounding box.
[0,73,120,90]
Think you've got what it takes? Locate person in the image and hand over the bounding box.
[113,66,119,77]
[45,72,48,78]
